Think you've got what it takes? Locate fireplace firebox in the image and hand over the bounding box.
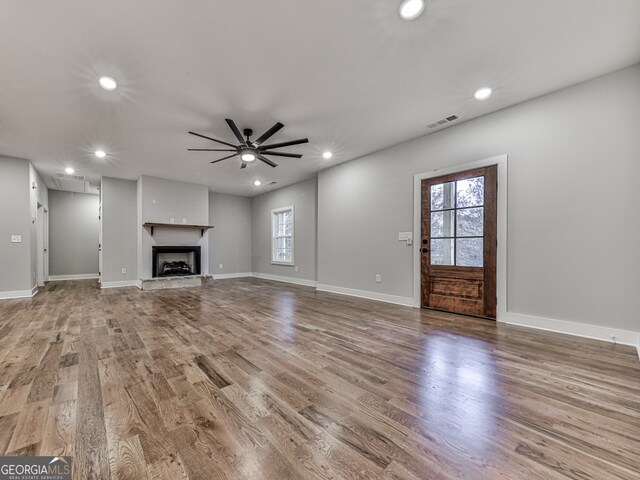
[152,246,201,278]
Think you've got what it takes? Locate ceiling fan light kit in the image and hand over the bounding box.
[188,119,309,169]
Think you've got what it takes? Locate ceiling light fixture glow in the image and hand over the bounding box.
[399,0,425,20]
[65,167,75,174]
[253,180,262,186]
[98,76,118,91]
[95,149,106,158]
[474,87,493,101]
[241,152,256,162]
[322,151,333,159]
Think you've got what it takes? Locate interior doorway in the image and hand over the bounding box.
[420,165,497,318]
[36,204,49,287]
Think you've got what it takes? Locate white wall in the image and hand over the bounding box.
[209,192,252,276]
[251,178,317,284]
[0,157,32,295]
[101,177,138,285]
[318,65,640,335]
[137,176,210,279]
[48,190,99,277]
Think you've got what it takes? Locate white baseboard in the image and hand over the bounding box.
[316,283,414,307]
[251,272,317,287]
[212,272,252,280]
[100,280,139,289]
[49,273,99,281]
[0,286,38,300]
[503,311,639,348]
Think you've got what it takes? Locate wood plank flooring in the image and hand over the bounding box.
[0,278,639,479]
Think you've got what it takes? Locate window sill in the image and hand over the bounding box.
[271,261,295,267]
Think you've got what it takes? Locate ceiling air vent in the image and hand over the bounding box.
[427,114,460,129]
[53,174,90,193]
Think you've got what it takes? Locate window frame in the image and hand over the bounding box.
[271,205,295,266]
[429,176,485,267]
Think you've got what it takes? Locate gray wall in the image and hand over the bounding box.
[0,157,32,293]
[251,178,317,282]
[49,190,99,276]
[137,176,210,279]
[318,64,640,332]
[209,192,252,275]
[101,177,137,283]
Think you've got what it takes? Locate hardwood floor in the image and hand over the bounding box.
[0,278,639,479]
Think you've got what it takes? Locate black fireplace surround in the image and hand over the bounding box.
[152,246,201,278]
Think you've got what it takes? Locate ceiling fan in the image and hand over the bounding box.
[188,119,309,169]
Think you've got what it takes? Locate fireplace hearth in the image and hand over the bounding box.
[152,246,201,278]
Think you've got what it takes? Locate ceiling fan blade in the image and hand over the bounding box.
[240,162,247,169]
[261,151,303,158]
[189,131,237,148]
[257,154,278,168]
[188,148,236,152]
[210,153,239,164]
[253,122,284,146]
[225,119,246,146]
[259,138,309,150]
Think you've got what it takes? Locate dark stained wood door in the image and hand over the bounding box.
[421,165,497,318]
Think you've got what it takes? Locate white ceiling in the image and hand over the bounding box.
[1,0,639,196]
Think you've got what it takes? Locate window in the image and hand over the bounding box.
[271,205,294,265]
[430,176,484,267]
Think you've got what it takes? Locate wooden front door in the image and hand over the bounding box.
[421,165,497,319]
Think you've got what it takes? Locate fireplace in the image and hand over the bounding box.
[152,246,201,278]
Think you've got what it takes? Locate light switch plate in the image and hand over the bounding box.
[11,234,22,243]
[398,232,413,245]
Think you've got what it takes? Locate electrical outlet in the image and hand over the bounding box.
[11,234,22,243]
[375,274,381,283]
[219,264,223,269]
[121,268,127,275]
[170,217,175,223]
[294,266,299,272]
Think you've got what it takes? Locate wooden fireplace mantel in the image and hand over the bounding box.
[143,222,214,237]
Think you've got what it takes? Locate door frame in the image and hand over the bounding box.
[413,154,508,321]
[37,204,45,287]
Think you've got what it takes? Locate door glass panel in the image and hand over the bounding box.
[431,239,454,266]
[456,238,483,267]
[431,211,455,238]
[431,182,455,211]
[456,177,484,208]
[456,207,484,237]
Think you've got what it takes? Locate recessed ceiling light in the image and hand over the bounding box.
[399,0,425,20]
[241,152,256,162]
[95,150,106,158]
[98,76,117,91]
[474,87,493,101]
[65,167,75,174]
[322,151,333,159]
[253,180,261,186]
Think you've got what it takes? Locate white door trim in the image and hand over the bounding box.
[412,154,508,321]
